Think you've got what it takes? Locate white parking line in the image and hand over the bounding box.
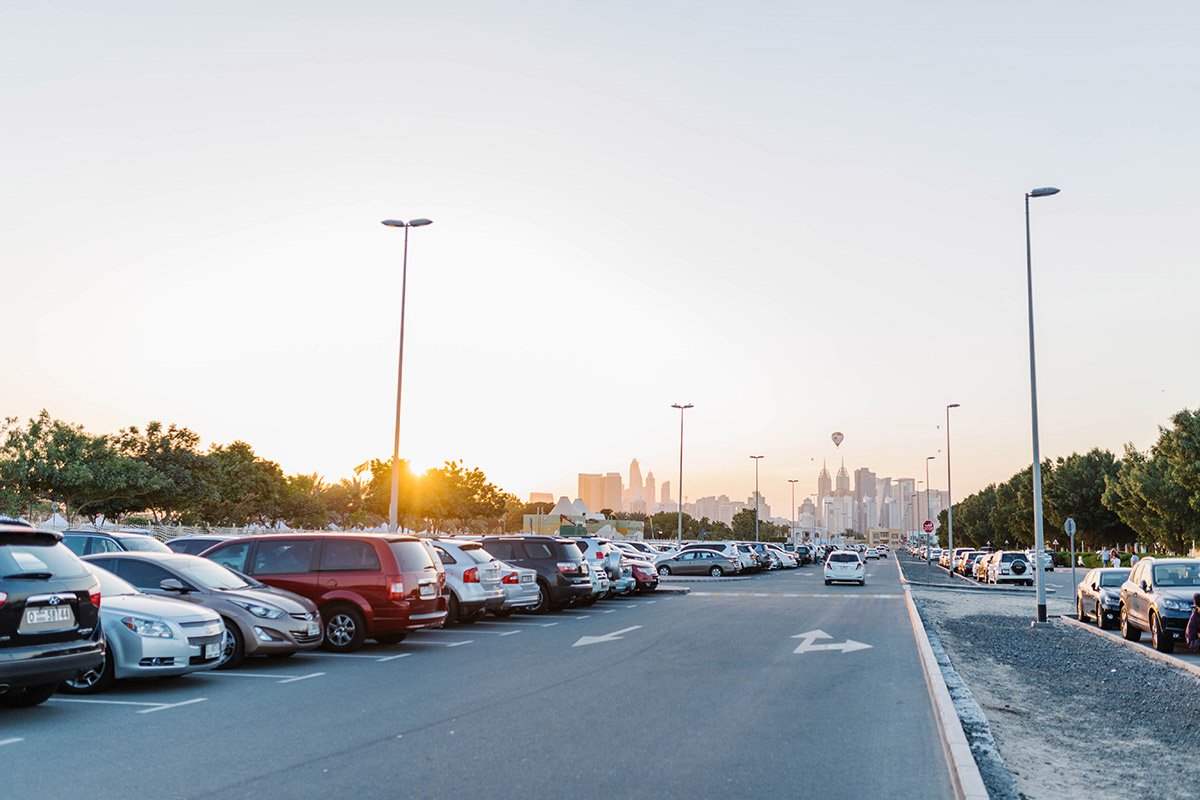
[445,641,472,647]
[277,672,324,684]
[477,620,558,628]
[414,628,520,636]
[377,653,412,662]
[139,698,208,713]
[300,652,390,660]
[0,738,24,747]
[49,697,207,713]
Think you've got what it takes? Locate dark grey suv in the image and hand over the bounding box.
[1119,557,1200,653]
[0,523,105,707]
[481,536,591,613]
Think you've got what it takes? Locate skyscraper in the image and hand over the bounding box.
[644,472,657,513]
[603,473,623,512]
[577,473,604,514]
[661,481,671,504]
[817,461,832,525]
[628,459,643,505]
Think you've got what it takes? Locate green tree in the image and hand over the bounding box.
[363,458,420,530]
[323,477,379,530]
[281,473,330,530]
[1041,448,1133,551]
[112,421,209,524]
[197,442,290,527]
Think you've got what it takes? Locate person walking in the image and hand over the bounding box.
[1130,552,1140,567]
[1112,551,1122,569]
[1100,547,1110,568]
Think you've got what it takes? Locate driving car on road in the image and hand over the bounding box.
[62,565,224,694]
[1077,567,1131,630]
[1119,558,1200,653]
[824,550,865,586]
[84,552,322,667]
[0,524,104,708]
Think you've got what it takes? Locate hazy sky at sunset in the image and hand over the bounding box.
[4,2,1197,513]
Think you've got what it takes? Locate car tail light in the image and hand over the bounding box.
[558,561,580,575]
[0,591,7,605]
[386,577,405,600]
[501,571,519,585]
[89,581,102,607]
[463,567,479,583]
[854,563,862,570]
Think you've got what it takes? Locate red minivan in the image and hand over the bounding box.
[202,534,446,652]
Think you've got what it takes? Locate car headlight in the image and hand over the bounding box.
[1162,599,1192,612]
[121,616,174,638]
[230,599,286,619]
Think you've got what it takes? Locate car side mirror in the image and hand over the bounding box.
[1141,580,1150,592]
[159,578,186,593]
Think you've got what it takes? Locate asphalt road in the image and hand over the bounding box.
[2,556,953,800]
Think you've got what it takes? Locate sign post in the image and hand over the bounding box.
[1065,518,1077,596]
[923,520,935,581]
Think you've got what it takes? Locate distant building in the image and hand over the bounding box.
[603,472,623,512]
[528,492,554,505]
[578,473,605,514]
[644,472,657,513]
[660,481,670,504]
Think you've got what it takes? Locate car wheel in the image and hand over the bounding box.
[0,683,58,708]
[824,579,831,585]
[459,610,482,624]
[709,566,724,578]
[1151,613,1175,653]
[216,618,246,669]
[530,581,551,614]
[1120,606,1142,642]
[373,632,407,645]
[446,593,461,626]
[1077,597,1086,621]
[1095,601,1109,630]
[658,565,671,576]
[62,649,116,695]
[322,605,367,652]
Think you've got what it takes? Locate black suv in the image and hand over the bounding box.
[481,536,591,613]
[1,524,105,708]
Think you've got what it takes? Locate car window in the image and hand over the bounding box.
[320,540,383,572]
[1099,572,1128,588]
[829,553,859,563]
[0,541,88,577]
[116,560,179,591]
[61,535,87,556]
[89,536,123,555]
[388,541,436,572]
[208,541,250,572]
[172,558,252,590]
[555,541,584,561]
[458,545,493,564]
[483,541,516,561]
[119,535,171,553]
[88,565,139,596]
[255,541,317,575]
[1154,563,1200,587]
[431,545,457,565]
[525,541,555,560]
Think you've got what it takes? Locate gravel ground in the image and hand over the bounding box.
[899,555,1200,800]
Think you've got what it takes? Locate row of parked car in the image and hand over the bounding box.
[1076,559,1200,653]
[0,524,677,708]
[911,544,1048,586]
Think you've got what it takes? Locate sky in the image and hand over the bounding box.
[3,2,1197,514]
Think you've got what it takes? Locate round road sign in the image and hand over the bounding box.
[923,520,934,533]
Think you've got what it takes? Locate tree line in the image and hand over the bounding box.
[0,411,518,532]
[939,407,1200,554]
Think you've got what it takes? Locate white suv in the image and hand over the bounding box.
[988,551,1033,586]
[824,550,865,586]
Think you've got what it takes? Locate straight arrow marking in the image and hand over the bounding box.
[572,625,643,648]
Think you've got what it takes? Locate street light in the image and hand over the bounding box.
[925,456,935,579]
[750,456,764,542]
[380,217,433,533]
[788,479,799,545]
[946,404,961,558]
[1025,186,1059,623]
[671,403,693,547]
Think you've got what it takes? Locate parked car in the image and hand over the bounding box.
[62,529,172,556]
[202,533,447,650]
[165,535,239,556]
[955,551,980,575]
[480,536,591,613]
[84,552,322,667]
[973,552,996,582]
[865,547,880,560]
[987,551,1033,586]
[626,558,659,592]
[1077,567,1131,630]
[62,565,224,693]
[428,538,505,625]
[654,549,740,577]
[825,550,865,586]
[491,560,540,616]
[793,545,813,565]
[1025,549,1055,571]
[0,524,105,708]
[766,544,798,568]
[675,542,750,572]
[568,536,624,583]
[1119,558,1200,653]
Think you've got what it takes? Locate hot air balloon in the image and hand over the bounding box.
[831,432,844,448]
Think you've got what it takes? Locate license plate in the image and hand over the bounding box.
[205,643,220,659]
[307,621,319,636]
[419,583,436,598]
[25,606,73,625]
[520,574,532,584]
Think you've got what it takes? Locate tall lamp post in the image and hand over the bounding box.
[381,217,433,533]
[1025,186,1060,624]
[946,404,961,557]
[750,456,764,542]
[926,456,936,578]
[788,479,799,545]
[671,403,693,547]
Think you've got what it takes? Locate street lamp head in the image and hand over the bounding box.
[381,218,434,228]
[927,455,936,461]
[750,455,764,460]
[1028,187,1060,198]
[948,403,961,409]
[671,403,693,410]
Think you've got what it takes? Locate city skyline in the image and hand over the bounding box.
[4,4,1196,515]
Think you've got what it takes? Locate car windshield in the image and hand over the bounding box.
[1099,571,1129,587]
[0,539,88,578]
[1153,563,1200,587]
[89,564,139,596]
[172,558,254,590]
[120,535,172,553]
[829,553,859,563]
[458,545,494,564]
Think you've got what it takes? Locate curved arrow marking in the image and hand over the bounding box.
[792,629,872,654]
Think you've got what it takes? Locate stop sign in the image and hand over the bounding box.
[923,520,935,533]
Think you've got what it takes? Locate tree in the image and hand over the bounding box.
[416,461,507,533]
[363,458,420,531]
[1041,448,1133,551]
[281,473,330,530]
[112,421,209,524]
[323,477,379,530]
[196,442,290,527]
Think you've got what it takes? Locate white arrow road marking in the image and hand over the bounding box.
[0,738,24,747]
[792,629,872,654]
[572,625,643,647]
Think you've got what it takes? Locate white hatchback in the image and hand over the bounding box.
[824,551,866,586]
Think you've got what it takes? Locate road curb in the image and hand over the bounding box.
[903,586,990,800]
[1060,614,1200,679]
